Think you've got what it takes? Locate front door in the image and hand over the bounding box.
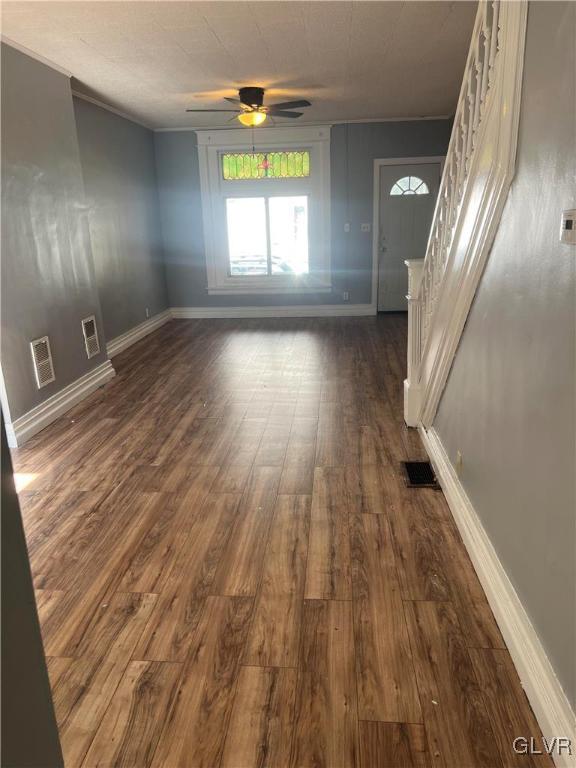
[377,162,441,311]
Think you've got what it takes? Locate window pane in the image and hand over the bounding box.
[226,198,268,276]
[222,151,310,180]
[269,196,309,275]
[390,175,429,196]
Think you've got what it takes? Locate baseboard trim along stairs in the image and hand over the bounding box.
[420,425,576,768]
[106,309,172,357]
[6,360,115,448]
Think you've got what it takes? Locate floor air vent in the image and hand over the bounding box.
[82,315,100,358]
[30,336,56,388]
[402,460,440,489]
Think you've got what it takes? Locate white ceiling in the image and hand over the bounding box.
[1,1,477,130]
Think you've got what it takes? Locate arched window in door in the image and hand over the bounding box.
[390,176,430,195]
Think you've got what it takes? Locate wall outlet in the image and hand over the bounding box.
[342,291,350,301]
[145,307,150,319]
[361,223,371,233]
[455,450,463,476]
[344,222,351,233]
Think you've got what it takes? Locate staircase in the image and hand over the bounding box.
[404,0,528,428]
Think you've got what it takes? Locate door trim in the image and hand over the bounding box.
[371,156,446,310]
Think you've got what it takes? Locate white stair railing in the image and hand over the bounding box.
[405,0,528,428]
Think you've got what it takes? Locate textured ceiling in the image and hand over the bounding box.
[1,1,477,130]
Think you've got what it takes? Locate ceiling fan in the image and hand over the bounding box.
[186,86,311,127]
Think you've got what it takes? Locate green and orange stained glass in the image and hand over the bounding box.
[222,151,310,180]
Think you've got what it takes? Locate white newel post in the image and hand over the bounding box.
[404,259,424,427]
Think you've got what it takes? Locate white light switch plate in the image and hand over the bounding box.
[560,209,575,244]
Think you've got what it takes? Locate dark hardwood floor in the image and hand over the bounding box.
[12,315,550,767]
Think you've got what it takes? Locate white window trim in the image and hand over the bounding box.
[197,125,332,295]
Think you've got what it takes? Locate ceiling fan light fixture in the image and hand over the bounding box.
[237,110,267,127]
[185,86,310,123]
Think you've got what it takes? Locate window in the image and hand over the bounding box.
[226,196,309,277]
[222,151,310,180]
[197,126,331,294]
[269,196,309,274]
[390,176,430,195]
[226,198,268,275]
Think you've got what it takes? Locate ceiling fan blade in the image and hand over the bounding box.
[268,99,311,110]
[266,109,304,118]
[185,109,240,112]
[224,97,242,104]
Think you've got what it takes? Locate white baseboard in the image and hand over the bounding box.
[171,303,376,319]
[7,360,116,448]
[4,418,17,448]
[106,310,172,357]
[420,426,576,767]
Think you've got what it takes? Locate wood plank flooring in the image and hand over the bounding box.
[12,315,550,767]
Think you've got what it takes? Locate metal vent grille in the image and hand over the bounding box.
[30,336,55,388]
[402,460,439,488]
[81,315,100,359]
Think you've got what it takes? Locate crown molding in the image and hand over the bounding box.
[1,37,453,133]
[1,37,152,131]
[1,36,73,77]
[71,90,152,131]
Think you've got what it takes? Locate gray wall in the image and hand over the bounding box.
[74,98,168,341]
[1,44,106,421]
[330,121,451,304]
[1,417,63,767]
[434,1,575,707]
[155,119,451,307]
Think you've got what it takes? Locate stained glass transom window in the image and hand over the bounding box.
[222,151,310,180]
[390,176,430,195]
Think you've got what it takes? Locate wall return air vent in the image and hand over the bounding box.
[30,336,56,389]
[81,315,100,359]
